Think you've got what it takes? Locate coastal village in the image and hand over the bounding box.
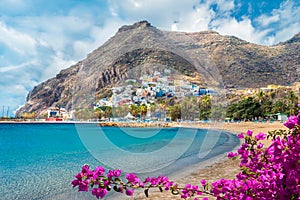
[43,69,216,122]
[8,68,299,123]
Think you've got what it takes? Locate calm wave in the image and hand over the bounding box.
[0,123,239,200]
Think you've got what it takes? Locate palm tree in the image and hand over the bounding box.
[56,105,62,118]
[286,91,298,116]
[149,103,156,119]
[256,90,265,104]
[159,100,166,120]
[181,97,198,120]
[104,106,112,121]
[98,106,112,121]
[94,108,103,120]
[271,101,287,114]
[199,95,211,120]
[202,95,211,109]
[140,104,148,120]
[168,104,181,121]
[130,104,140,118]
[113,105,129,119]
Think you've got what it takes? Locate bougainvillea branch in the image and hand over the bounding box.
[72,106,300,199]
[71,165,211,199]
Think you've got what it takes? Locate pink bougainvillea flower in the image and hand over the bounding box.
[237,133,244,139]
[255,132,267,141]
[246,130,253,136]
[126,189,134,196]
[284,116,299,129]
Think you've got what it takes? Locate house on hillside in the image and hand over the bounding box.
[267,113,288,122]
[277,113,288,121]
[46,107,71,121]
[198,88,217,96]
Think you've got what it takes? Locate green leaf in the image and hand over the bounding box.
[144,189,149,198]
[107,185,111,191]
[114,178,121,183]
[171,189,179,195]
[159,186,163,192]
[113,185,121,192]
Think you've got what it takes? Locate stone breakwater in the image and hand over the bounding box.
[99,122,171,128]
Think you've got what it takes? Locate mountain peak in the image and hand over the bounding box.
[118,20,153,32]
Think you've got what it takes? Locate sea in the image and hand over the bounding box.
[0,123,239,200]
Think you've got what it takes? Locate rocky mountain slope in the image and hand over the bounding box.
[16,21,300,117]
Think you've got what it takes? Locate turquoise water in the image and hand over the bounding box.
[0,123,239,200]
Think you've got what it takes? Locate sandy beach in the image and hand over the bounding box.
[126,121,288,200]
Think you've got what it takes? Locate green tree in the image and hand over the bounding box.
[139,104,148,120]
[149,103,156,119]
[130,104,140,118]
[211,104,227,120]
[181,97,198,120]
[167,104,181,121]
[75,108,95,120]
[158,100,167,120]
[113,105,129,119]
[255,90,273,118]
[271,101,287,114]
[199,95,212,120]
[21,112,37,120]
[99,106,112,121]
[94,108,103,120]
[286,91,298,116]
[226,97,261,121]
[255,90,265,104]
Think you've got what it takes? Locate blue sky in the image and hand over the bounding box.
[0,0,299,116]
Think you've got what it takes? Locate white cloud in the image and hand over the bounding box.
[0,79,34,116]
[107,0,299,45]
[274,22,300,44]
[216,0,235,12]
[40,55,76,80]
[256,14,280,27]
[108,0,201,29]
[0,61,34,73]
[253,0,300,44]
[174,3,215,32]
[0,22,36,56]
[270,1,300,43]
[17,15,93,55]
[211,16,269,44]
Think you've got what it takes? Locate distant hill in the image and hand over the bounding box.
[16,21,300,117]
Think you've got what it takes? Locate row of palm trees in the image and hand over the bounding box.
[226,90,299,121]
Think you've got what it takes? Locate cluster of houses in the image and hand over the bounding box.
[94,70,215,109]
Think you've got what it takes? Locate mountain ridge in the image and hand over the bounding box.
[16,21,300,117]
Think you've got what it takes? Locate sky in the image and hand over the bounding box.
[0,0,299,116]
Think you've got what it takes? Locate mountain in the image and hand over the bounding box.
[16,21,300,117]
